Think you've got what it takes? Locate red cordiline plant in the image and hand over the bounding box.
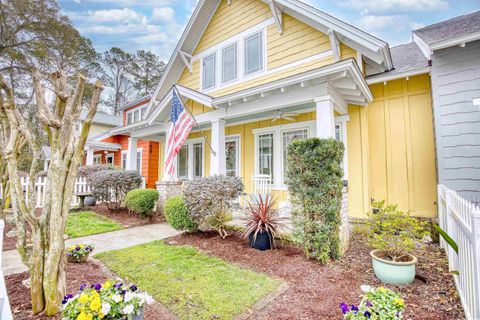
[241,195,287,247]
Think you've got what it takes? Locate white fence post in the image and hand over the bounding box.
[0,220,13,319]
[471,208,480,319]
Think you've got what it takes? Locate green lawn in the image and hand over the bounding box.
[96,241,281,320]
[66,211,123,238]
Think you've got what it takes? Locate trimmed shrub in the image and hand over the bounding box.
[164,196,197,232]
[125,189,160,218]
[90,170,143,210]
[183,175,244,238]
[286,138,344,263]
[78,164,115,179]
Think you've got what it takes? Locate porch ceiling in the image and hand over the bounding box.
[85,141,122,152]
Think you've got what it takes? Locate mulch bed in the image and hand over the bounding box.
[169,231,464,320]
[3,222,17,251]
[86,204,164,228]
[6,260,175,320]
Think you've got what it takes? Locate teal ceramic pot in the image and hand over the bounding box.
[370,250,417,285]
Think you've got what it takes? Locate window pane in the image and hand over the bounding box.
[136,151,142,173]
[203,53,216,89]
[141,107,147,119]
[127,113,133,125]
[226,140,238,176]
[121,153,127,169]
[222,44,237,83]
[335,124,342,141]
[133,110,140,123]
[283,129,308,184]
[258,133,274,183]
[193,143,203,178]
[245,32,263,75]
[177,146,188,179]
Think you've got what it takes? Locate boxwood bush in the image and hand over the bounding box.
[90,170,143,210]
[125,189,160,218]
[164,196,197,232]
[286,138,344,263]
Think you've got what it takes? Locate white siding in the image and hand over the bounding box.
[431,40,480,203]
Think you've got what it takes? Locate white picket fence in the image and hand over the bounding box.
[0,220,13,319]
[0,176,146,209]
[438,184,480,320]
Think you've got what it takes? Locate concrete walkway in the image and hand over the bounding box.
[2,223,181,276]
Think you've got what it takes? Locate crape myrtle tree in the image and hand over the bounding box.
[0,69,103,315]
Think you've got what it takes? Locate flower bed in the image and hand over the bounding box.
[66,244,94,263]
[62,279,153,319]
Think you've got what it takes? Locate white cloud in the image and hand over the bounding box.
[341,0,448,14]
[151,7,175,23]
[85,8,145,23]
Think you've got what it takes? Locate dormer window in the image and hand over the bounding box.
[245,31,263,75]
[126,107,145,125]
[222,43,237,83]
[202,53,216,90]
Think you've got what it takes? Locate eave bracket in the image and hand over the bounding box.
[269,0,283,34]
[328,29,341,62]
[179,50,193,73]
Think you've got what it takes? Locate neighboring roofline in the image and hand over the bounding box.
[118,94,152,112]
[428,30,480,51]
[366,66,431,85]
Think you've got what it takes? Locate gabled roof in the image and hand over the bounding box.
[79,110,122,127]
[118,94,151,112]
[145,0,393,117]
[413,10,480,46]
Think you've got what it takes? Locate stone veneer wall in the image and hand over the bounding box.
[156,181,183,215]
[339,187,350,253]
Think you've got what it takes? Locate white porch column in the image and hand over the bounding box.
[314,96,336,138]
[126,137,138,171]
[210,119,226,175]
[86,148,94,165]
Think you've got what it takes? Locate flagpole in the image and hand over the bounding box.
[172,84,216,156]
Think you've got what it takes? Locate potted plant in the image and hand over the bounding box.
[340,285,405,319]
[62,279,153,320]
[66,244,94,263]
[241,195,286,251]
[368,201,429,285]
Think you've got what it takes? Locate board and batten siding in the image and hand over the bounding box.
[431,40,480,203]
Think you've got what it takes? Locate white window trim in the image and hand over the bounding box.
[201,52,217,90]
[335,115,349,180]
[199,25,268,95]
[244,31,265,77]
[126,107,143,125]
[226,134,241,177]
[93,154,102,164]
[254,121,315,190]
[136,148,143,174]
[222,42,238,84]
[121,150,128,169]
[106,153,114,165]
[175,138,205,180]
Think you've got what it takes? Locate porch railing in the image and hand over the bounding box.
[437,184,480,320]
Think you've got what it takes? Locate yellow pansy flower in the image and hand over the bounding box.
[103,281,112,290]
[79,293,89,304]
[77,311,87,320]
[394,298,405,307]
[90,297,101,311]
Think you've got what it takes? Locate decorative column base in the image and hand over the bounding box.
[339,186,350,254]
[156,181,183,215]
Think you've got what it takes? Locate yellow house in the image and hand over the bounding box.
[108,0,437,219]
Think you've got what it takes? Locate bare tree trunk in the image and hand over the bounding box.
[0,70,103,316]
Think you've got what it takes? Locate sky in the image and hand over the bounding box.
[60,0,480,62]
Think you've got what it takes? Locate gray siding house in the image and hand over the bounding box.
[413,11,480,202]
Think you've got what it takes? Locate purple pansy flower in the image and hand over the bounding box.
[364,311,372,318]
[350,305,359,312]
[66,252,71,256]
[75,246,81,251]
[62,294,73,305]
[80,283,87,291]
[91,283,102,291]
[366,300,373,307]
[130,285,138,292]
[340,303,349,314]
[114,283,123,289]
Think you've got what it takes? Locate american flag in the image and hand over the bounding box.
[164,89,194,178]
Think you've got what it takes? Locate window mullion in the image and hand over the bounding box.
[274,129,282,188]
